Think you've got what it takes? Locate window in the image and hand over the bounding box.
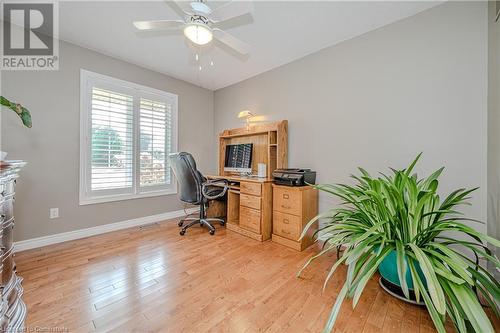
[80,70,178,205]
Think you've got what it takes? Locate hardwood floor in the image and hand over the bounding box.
[14,218,495,333]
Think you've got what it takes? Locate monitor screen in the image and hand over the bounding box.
[224,143,253,172]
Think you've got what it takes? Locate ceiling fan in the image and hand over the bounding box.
[133,1,253,55]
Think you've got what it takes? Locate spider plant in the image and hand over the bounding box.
[298,154,500,333]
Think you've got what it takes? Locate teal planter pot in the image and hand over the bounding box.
[378,249,426,290]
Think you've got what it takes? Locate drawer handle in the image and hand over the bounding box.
[281,205,291,209]
[283,219,289,224]
[281,229,290,234]
[283,194,289,199]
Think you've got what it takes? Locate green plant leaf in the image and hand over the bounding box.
[300,211,335,240]
[352,246,392,307]
[451,222,500,247]
[404,152,422,177]
[0,95,32,128]
[297,242,337,278]
[468,268,500,302]
[440,278,467,320]
[321,283,348,333]
[395,241,410,299]
[408,260,446,333]
[431,258,465,285]
[448,282,495,333]
[424,245,474,285]
[436,237,500,268]
[474,283,500,317]
[446,301,467,333]
[322,251,349,291]
[408,244,446,314]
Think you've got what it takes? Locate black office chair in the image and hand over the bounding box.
[169,152,228,235]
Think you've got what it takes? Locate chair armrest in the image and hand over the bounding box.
[205,178,229,185]
[202,178,229,200]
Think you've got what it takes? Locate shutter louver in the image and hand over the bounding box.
[139,98,171,187]
[90,87,134,191]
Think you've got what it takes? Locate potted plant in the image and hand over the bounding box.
[298,154,499,333]
[1,96,32,128]
[0,96,32,161]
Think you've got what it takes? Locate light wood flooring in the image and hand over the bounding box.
[14,218,497,332]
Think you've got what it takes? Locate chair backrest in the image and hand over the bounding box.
[169,152,205,204]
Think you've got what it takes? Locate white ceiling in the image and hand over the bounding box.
[59,1,442,90]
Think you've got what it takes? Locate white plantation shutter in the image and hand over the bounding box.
[80,70,178,205]
[139,98,172,188]
[91,87,134,191]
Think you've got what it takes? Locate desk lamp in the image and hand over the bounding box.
[238,110,254,130]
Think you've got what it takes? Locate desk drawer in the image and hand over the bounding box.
[239,206,261,233]
[240,182,261,196]
[240,194,261,210]
[273,187,301,216]
[273,211,301,240]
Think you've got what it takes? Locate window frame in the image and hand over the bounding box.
[79,69,178,205]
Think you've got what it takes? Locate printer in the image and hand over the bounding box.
[272,169,317,186]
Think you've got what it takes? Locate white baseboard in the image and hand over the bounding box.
[13,208,198,253]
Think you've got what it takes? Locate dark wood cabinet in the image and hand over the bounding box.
[0,161,26,332]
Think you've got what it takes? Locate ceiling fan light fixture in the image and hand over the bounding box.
[183,23,213,45]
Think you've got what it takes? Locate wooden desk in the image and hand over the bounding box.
[206,175,274,242]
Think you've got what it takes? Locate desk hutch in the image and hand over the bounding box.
[208,120,287,241]
[208,120,318,249]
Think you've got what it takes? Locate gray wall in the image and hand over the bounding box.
[1,1,491,242]
[214,1,488,233]
[1,40,215,241]
[488,1,500,276]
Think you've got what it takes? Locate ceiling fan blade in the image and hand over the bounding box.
[163,0,192,19]
[213,28,250,55]
[210,1,254,23]
[171,0,193,15]
[133,20,185,31]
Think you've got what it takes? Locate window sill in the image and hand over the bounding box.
[79,189,177,206]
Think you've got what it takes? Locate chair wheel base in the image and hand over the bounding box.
[178,221,184,227]
[209,230,215,235]
[180,230,186,236]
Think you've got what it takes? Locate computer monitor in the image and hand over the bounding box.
[224,143,253,174]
